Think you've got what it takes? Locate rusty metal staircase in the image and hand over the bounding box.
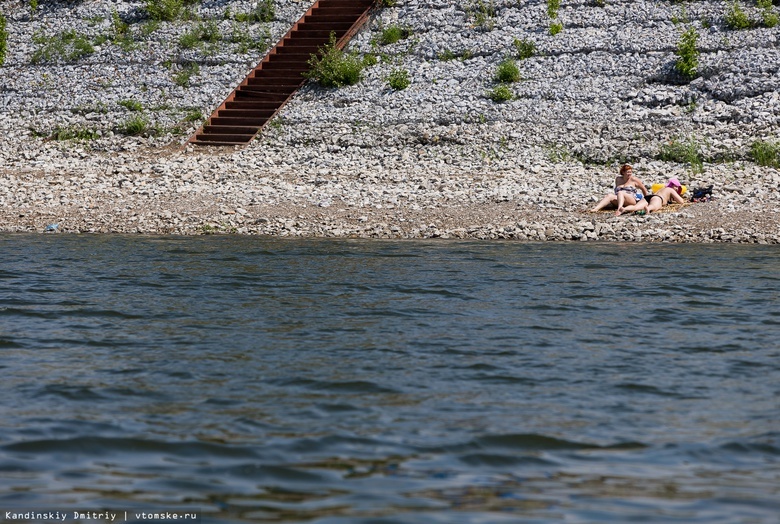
[189,0,376,147]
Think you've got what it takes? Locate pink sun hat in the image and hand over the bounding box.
[666,178,682,188]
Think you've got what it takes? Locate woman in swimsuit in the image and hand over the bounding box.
[645,178,686,212]
[615,177,687,215]
[590,164,649,214]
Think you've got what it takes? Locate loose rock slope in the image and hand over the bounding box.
[1,0,779,241]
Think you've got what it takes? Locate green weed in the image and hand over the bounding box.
[549,21,563,35]
[467,0,496,31]
[659,136,704,173]
[304,33,364,88]
[117,114,149,136]
[173,61,200,86]
[234,0,275,23]
[547,0,561,19]
[229,22,269,53]
[184,109,203,122]
[179,19,221,49]
[50,125,100,141]
[387,68,410,90]
[0,13,7,66]
[495,58,521,83]
[379,25,410,45]
[31,30,95,64]
[437,49,473,61]
[758,0,779,27]
[512,38,536,60]
[487,84,513,103]
[725,1,752,29]
[145,0,182,22]
[119,99,143,112]
[750,139,780,167]
[674,26,699,79]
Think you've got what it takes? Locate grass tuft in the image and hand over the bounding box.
[387,68,410,90]
[0,12,7,66]
[495,58,521,83]
[487,84,513,103]
[750,139,780,167]
[659,136,704,173]
[304,33,364,88]
[674,26,699,79]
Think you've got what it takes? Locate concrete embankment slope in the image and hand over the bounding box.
[0,0,779,241]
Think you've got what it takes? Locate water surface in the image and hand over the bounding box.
[1,236,778,523]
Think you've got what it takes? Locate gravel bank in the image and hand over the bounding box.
[1,0,779,242]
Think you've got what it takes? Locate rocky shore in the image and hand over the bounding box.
[1,0,779,242]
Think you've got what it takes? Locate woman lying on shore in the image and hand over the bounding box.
[615,178,687,215]
[590,164,649,214]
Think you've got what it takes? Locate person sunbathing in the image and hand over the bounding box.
[590,164,648,214]
[614,178,687,215]
[645,178,686,212]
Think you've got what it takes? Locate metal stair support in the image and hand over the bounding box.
[189,0,376,147]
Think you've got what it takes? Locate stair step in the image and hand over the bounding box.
[216,109,276,118]
[189,0,375,147]
[297,22,353,31]
[203,124,260,135]
[224,101,280,110]
[234,90,291,102]
[246,76,304,86]
[267,53,313,63]
[206,113,273,127]
[194,134,255,144]
[243,79,302,90]
[289,29,347,40]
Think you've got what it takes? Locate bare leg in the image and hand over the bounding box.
[590,193,617,212]
[615,193,637,216]
[621,199,648,214]
[646,197,664,213]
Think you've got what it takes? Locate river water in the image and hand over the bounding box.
[1,235,778,523]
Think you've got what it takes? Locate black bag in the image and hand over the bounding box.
[691,185,713,202]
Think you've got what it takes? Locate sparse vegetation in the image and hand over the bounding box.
[437,49,473,61]
[234,0,275,23]
[184,109,203,122]
[549,21,563,35]
[50,125,100,141]
[379,25,410,45]
[467,0,496,31]
[547,0,561,19]
[750,139,780,167]
[180,19,221,49]
[119,99,143,112]
[173,61,200,86]
[674,26,700,79]
[31,30,94,64]
[488,84,513,103]
[0,12,7,66]
[229,22,269,53]
[387,68,410,90]
[659,136,704,173]
[725,1,752,29]
[513,38,536,60]
[145,0,184,22]
[758,0,779,27]
[304,33,365,88]
[495,58,521,83]
[117,114,149,136]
